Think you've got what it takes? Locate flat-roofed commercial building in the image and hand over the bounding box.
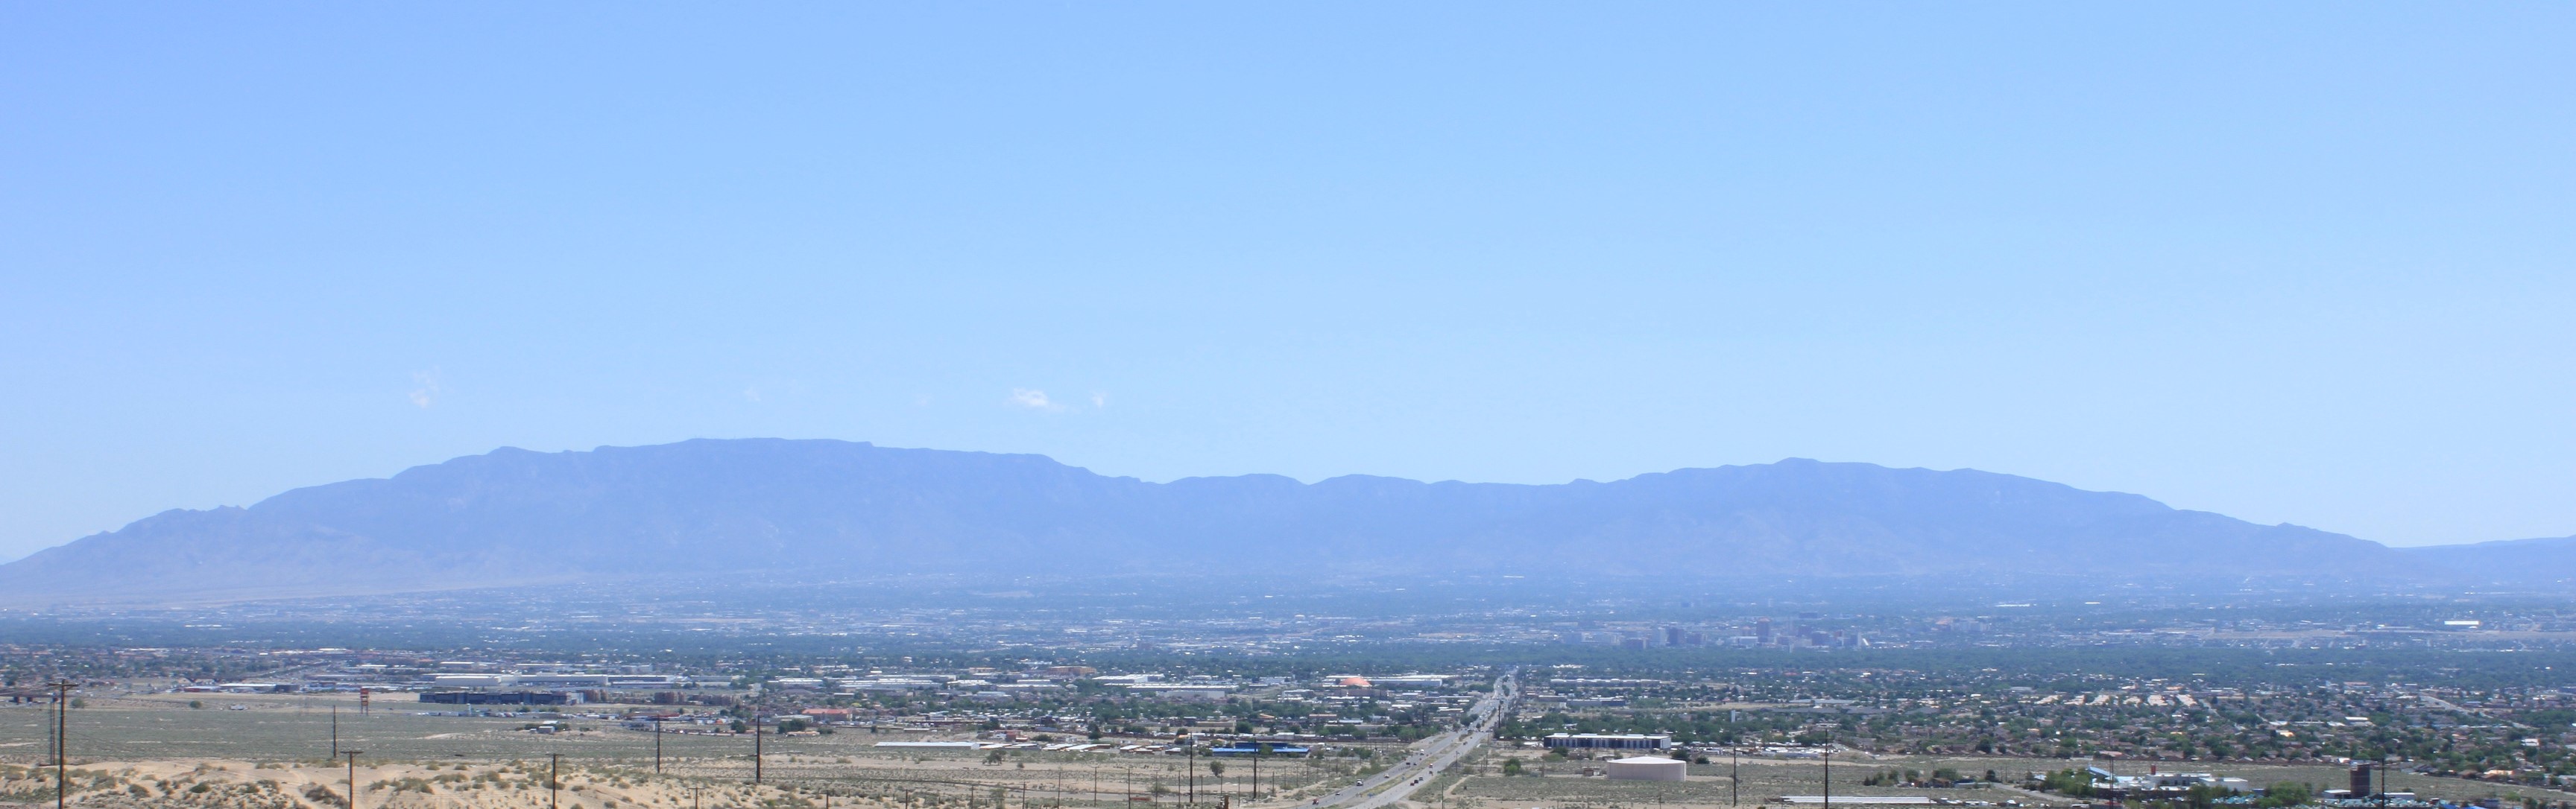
[1544,733,1671,750]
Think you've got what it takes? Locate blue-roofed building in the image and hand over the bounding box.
[1210,745,1311,757]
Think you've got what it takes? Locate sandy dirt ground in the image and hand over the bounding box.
[1,695,2568,809]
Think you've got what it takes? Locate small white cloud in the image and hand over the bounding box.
[408,368,443,408]
[1090,390,1108,409]
[1009,388,1063,411]
[744,386,764,403]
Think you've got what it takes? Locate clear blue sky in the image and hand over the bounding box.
[4,3,2571,560]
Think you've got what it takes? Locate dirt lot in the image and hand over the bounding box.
[2,695,2569,809]
[0,692,1370,808]
[1451,746,2576,809]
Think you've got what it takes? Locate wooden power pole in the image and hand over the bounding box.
[344,750,364,809]
[50,681,72,809]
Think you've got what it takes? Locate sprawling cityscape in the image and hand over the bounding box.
[2,586,2574,809]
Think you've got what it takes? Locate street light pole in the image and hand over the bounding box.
[551,753,563,809]
[654,717,665,775]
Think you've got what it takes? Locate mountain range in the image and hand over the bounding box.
[0,439,2565,605]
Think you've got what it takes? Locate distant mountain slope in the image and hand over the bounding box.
[0,439,2443,603]
[2400,535,2576,586]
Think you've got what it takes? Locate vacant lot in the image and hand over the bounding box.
[3,697,2568,809]
[1448,747,2576,809]
[0,693,1373,808]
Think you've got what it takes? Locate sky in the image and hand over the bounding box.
[2,3,2572,561]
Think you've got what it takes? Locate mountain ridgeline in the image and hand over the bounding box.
[0,439,2559,603]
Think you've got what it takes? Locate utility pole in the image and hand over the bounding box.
[2378,755,2391,809]
[331,706,340,759]
[50,681,71,809]
[1184,734,1196,805]
[344,750,364,809]
[1731,749,1740,806]
[1822,749,1831,809]
[654,716,665,775]
[754,716,765,783]
[550,753,563,809]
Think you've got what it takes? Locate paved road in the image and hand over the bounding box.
[2414,694,2530,728]
[1308,668,1518,809]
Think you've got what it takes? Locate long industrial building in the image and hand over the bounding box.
[1543,733,1672,750]
[420,691,584,705]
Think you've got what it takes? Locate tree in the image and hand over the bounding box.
[1210,761,1226,778]
[1502,759,1526,776]
[2185,784,2225,809]
[2039,769,2094,797]
[2256,782,2314,808]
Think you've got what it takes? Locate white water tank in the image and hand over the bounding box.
[1608,756,1687,782]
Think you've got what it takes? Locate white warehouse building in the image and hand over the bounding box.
[1608,756,1687,782]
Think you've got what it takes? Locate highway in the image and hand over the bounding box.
[1307,668,1518,809]
[2416,694,2531,729]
